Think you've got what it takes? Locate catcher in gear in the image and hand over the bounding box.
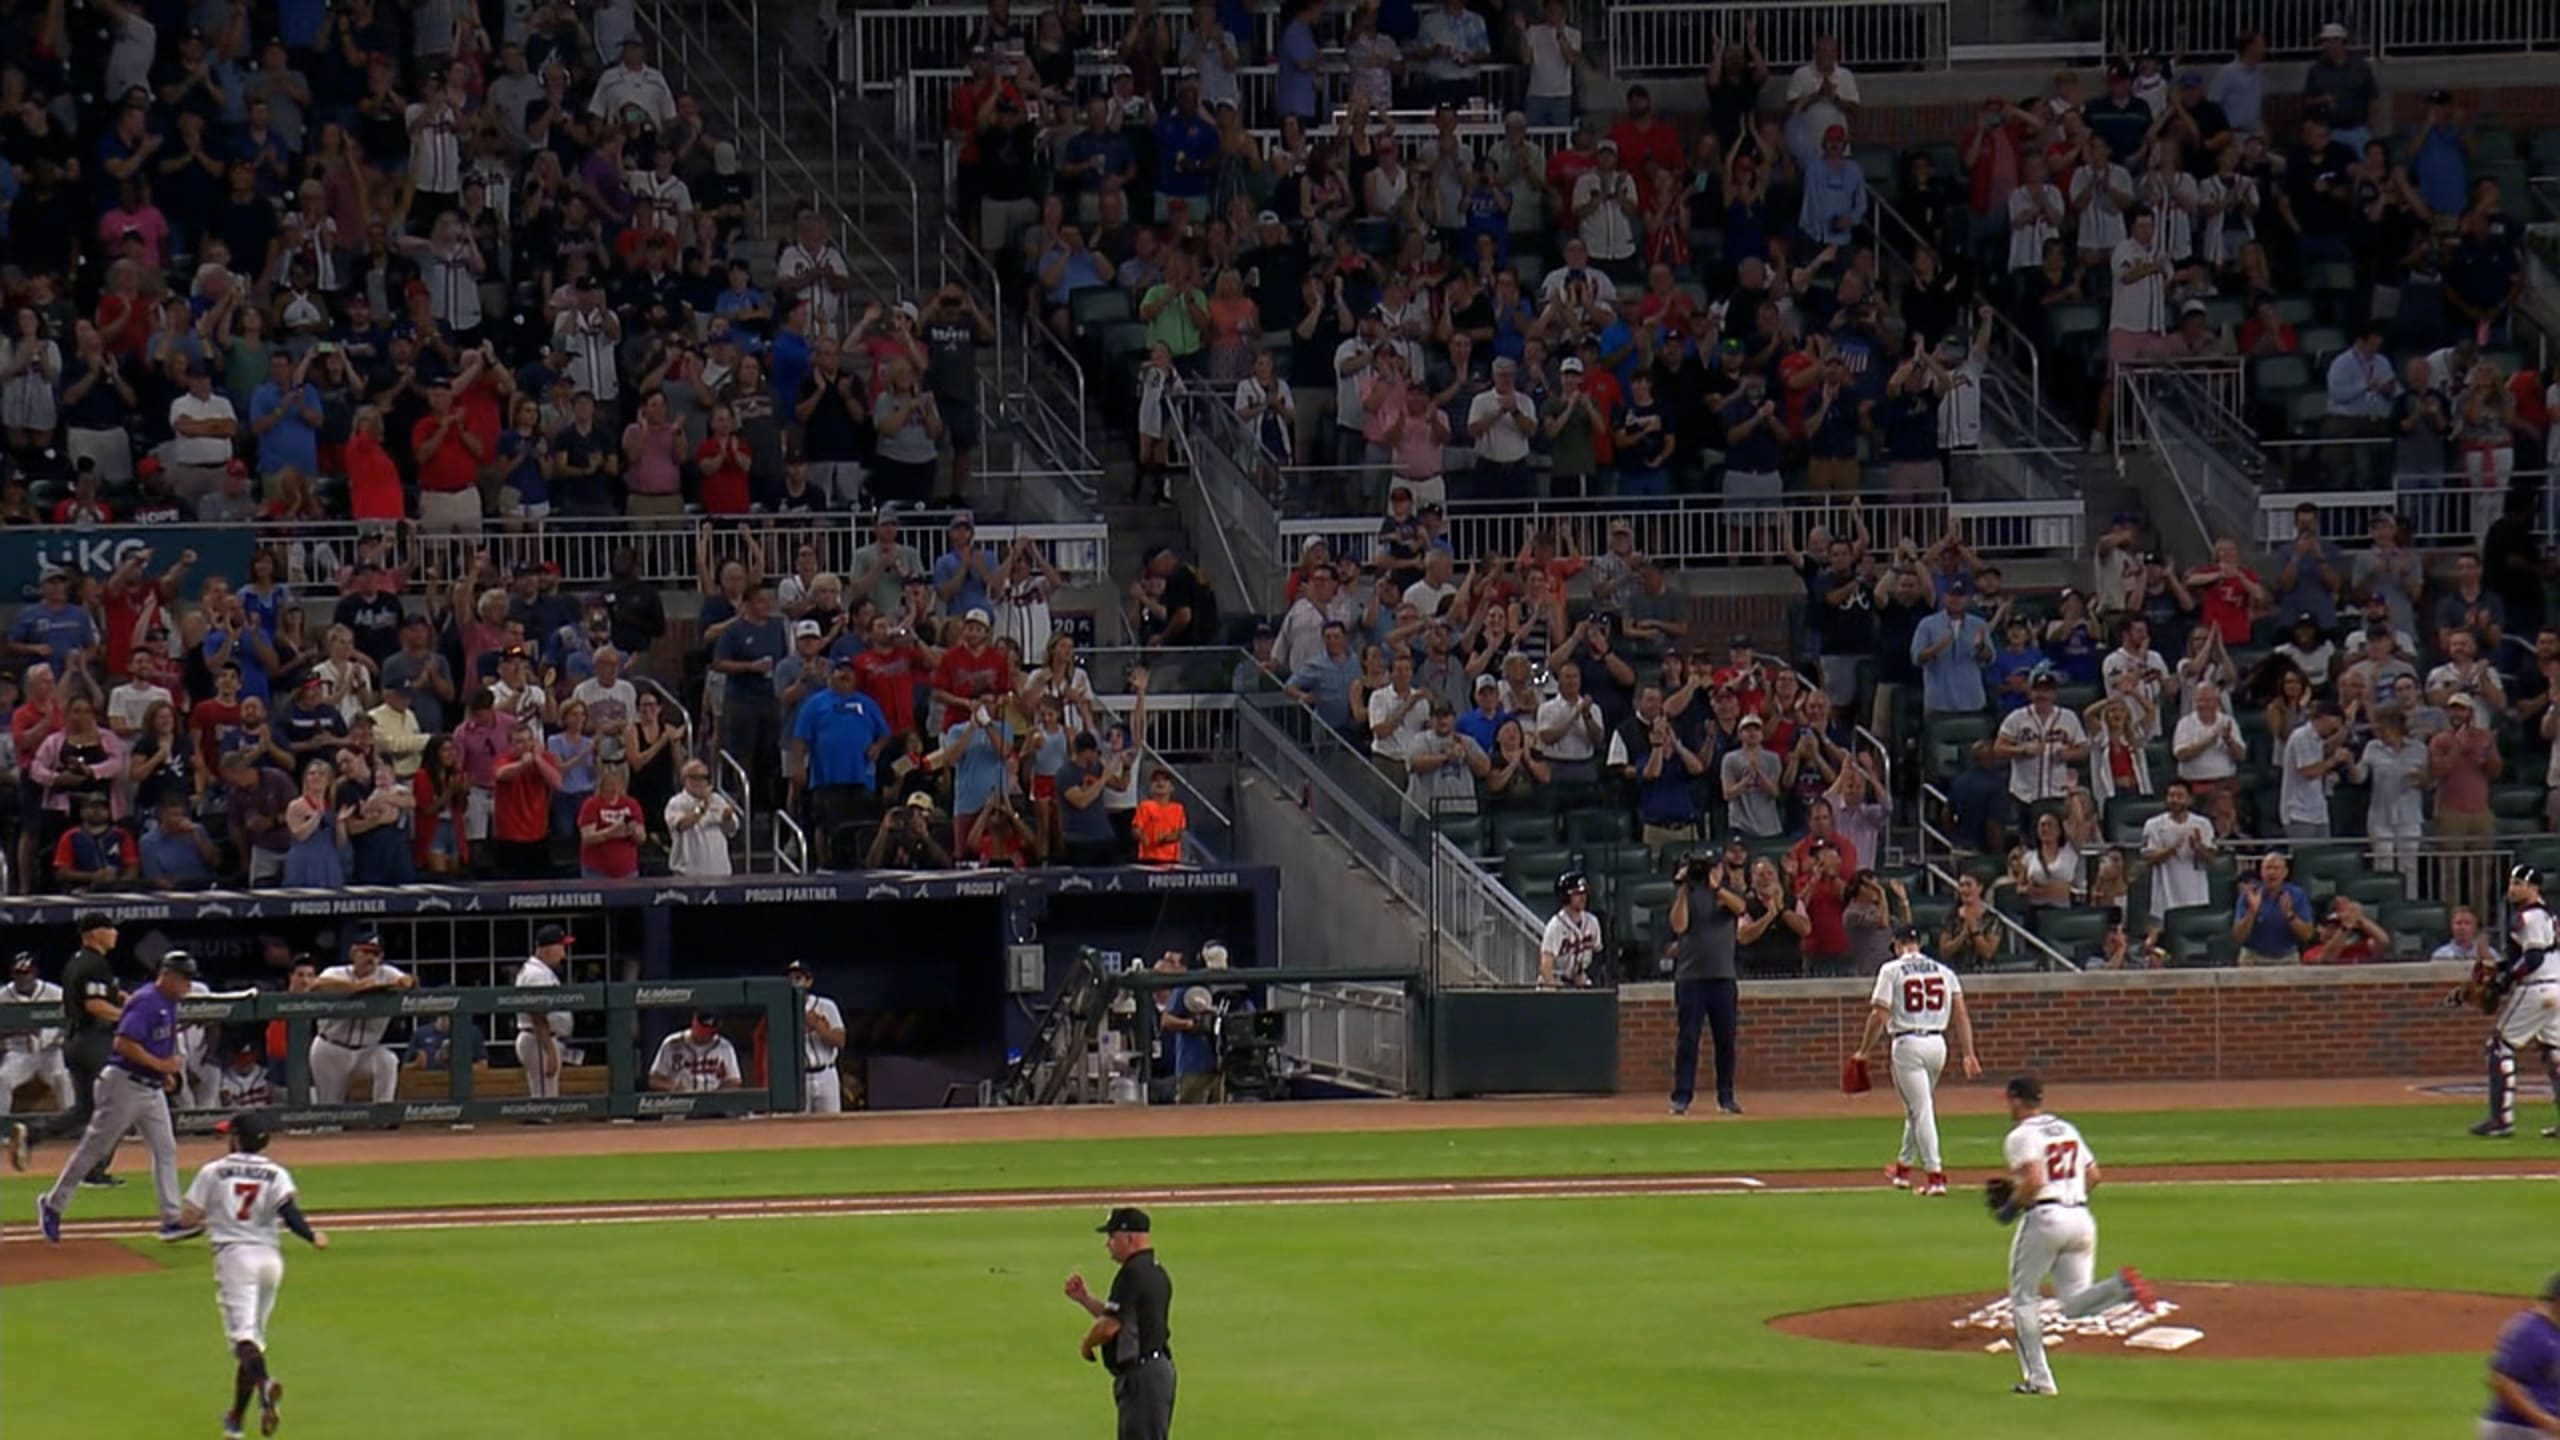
[1538,872,1603,988]
[2472,866,2560,1139]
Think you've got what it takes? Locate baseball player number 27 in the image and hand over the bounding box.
[2044,1142,2081,1180]
[1902,977,1947,1012]
[231,1182,266,1220]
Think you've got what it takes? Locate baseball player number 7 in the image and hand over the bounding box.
[231,1182,265,1220]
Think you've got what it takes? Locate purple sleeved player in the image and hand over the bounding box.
[37,953,201,1244]
[2481,1273,2560,1439]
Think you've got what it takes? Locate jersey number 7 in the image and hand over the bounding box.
[231,1181,264,1221]
[2043,1141,2080,1181]
[1901,975,1947,1013]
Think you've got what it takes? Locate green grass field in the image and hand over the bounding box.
[0,1102,2535,1438]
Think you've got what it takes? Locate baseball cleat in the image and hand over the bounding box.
[2472,1120,2516,1138]
[223,1413,245,1439]
[1669,1099,1689,1116]
[2012,1381,2058,1396]
[1717,1099,1744,1115]
[2120,1266,2159,1311]
[157,1221,206,1243]
[81,1171,125,1189]
[37,1197,61,1243]
[4,1121,24,1172]
[1885,1162,1912,1189]
[1919,1173,1949,1197]
[2542,1126,2560,1139]
[260,1380,283,1435]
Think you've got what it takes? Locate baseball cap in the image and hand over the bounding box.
[1255,209,1281,225]
[533,922,574,948]
[792,619,822,639]
[2180,298,2208,319]
[963,607,994,627]
[1737,713,1764,730]
[1473,673,1500,694]
[158,951,199,978]
[2449,693,2480,713]
[1821,123,1847,144]
[2005,1074,2044,1105]
[894,300,920,320]
[905,790,938,812]
[2318,20,2348,39]
[785,959,810,975]
[1097,1206,1152,1234]
[1560,356,1585,373]
[217,1112,270,1148]
[10,954,33,974]
[949,509,976,529]
[347,923,383,949]
[2106,61,2133,80]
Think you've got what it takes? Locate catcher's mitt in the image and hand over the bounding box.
[1841,1055,1872,1095]
[2446,958,2515,1015]
[1984,1177,2020,1225]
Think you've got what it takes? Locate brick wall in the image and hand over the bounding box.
[1616,964,2480,1092]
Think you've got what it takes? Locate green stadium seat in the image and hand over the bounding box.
[2380,900,2448,951]
[1565,809,1634,847]
[1907,894,1952,938]
[1439,814,1491,858]
[1491,810,1559,854]
[2045,302,2103,344]
[2491,784,2544,821]
[2339,872,2407,908]
[1929,713,1993,749]
[2033,907,2110,957]
[2105,796,2165,846]
[1068,286,1133,336]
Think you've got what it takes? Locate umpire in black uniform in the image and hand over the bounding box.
[1665,838,1747,1117]
[1065,1207,1176,1439]
[7,913,123,1182]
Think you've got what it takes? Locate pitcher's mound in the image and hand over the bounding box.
[0,1238,164,1287]
[1773,1282,2516,1359]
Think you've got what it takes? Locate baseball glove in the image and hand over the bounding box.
[1840,1055,1872,1095]
[2446,958,2514,1015]
[1984,1177,2020,1225]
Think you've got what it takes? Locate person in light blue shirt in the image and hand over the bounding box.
[1456,673,1511,752]
[1414,0,1489,105]
[1284,622,1361,732]
[1909,588,1993,714]
[248,350,323,485]
[1275,0,1324,123]
[2407,91,2470,217]
[10,572,100,674]
[929,711,1014,848]
[2323,325,2395,421]
[1797,126,1869,246]
[2207,36,2266,135]
[930,514,998,617]
[2270,500,2348,631]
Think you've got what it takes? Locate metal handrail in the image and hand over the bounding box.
[1923,860,2082,973]
[2114,368,2235,555]
[1870,195,2067,456]
[725,0,925,294]
[940,218,1096,473]
[717,748,755,873]
[773,808,808,874]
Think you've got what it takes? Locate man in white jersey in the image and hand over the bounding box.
[513,924,577,1101]
[1538,871,1604,988]
[306,926,415,1104]
[1993,1075,2154,1396]
[179,1113,326,1438]
[0,954,75,1116]
[2476,866,2560,1138]
[1856,926,1981,1196]
[787,961,848,1115]
[648,1012,743,1093]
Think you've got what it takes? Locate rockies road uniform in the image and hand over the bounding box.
[1540,908,1602,987]
[2488,902,2560,1133]
[1871,954,1959,1178]
[308,965,407,1105]
[185,1151,301,1347]
[2002,1112,2115,1395]
[649,1032,742,1093]
[43,979,188,1232]
[512,956,575,1100]
[0,981,75,1114]
[800,992,845,1115]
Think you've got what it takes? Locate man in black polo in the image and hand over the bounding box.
[8,912,124,1183]
[1065,1207,1176,1440]
[1666,837,1748,1117]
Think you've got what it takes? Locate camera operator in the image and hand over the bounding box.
[1666,837,1749,1116]
[1158,949,1224,1105]
[866,792,954,869]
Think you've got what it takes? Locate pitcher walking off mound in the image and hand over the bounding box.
[182,1112,328,1438]
[1857,927,1981,1196]
[37,952,203,1243]
[1987,1075,2155,1396]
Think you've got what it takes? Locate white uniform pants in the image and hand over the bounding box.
[215,1244,286,1347]
[2008,1204,2099,1392]
[1890,1032,1948,1173]
[309,1037,398,1104]
[514,1030,562,1098]
[2495,983,2560,1049]
[804,1064,842,1114]
[0,1049,74,1113]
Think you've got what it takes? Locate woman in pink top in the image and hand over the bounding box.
[621,390,686,515]
[97,179,171,271]
[1367,378,1450,510]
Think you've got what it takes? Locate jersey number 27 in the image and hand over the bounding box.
[1901,976,1947,1013]
[2043,1142,2080,1181]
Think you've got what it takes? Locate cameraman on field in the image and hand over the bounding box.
[1666,836,1750,1116]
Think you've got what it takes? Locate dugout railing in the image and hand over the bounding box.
[0,980,806,1127]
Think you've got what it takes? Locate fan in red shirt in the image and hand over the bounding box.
[695,404,753,517]
[850,614,933,735]
[346,408,407,521]
[51,468,114,524]
[100,546,188,680]
[1710,635,1771,716]
[1606,87,1684,208]
[1797,845,1853,970]
[189,664,245,772]
[491,719,561,877]
[413,381,484,503]
[575,766,647,879]
[2182,537,2268,645]
[930,609,1014,729]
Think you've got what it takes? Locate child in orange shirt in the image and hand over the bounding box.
[1131,771,1186,863]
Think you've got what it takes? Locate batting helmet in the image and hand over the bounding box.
[2514,865,2545,890]
[1555,871,1591,901]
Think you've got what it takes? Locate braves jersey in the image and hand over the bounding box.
[3,981,64,1052]
[215,1065,275,1109]
[313,964,409,1048]
[514,957,574,1041]
[2002,1113,2095,1209]
[801,994,843,1071]
[1541,909,1603,984]
[2511,904,2557,985]
[184,1153,300,1250]
[649,1032,741,1092]
[1869,954,1960,1035]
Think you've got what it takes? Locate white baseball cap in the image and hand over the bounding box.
[964,607,994,627]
